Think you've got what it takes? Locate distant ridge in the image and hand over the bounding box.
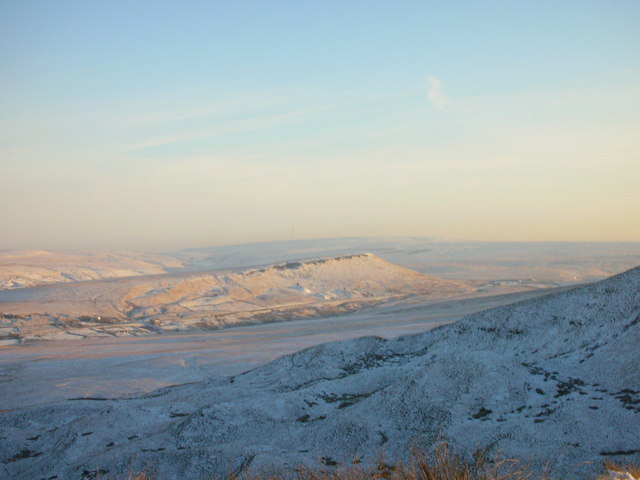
[0,249,182,290]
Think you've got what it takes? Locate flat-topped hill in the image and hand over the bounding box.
[0,254,471,342]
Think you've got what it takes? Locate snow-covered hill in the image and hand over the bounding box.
[174,238,640,284]
[3,239,639,292]
[1,266,638,479]
[0,254,470,342]
[0,250,182,290]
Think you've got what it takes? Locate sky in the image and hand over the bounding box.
[1,1,639,252]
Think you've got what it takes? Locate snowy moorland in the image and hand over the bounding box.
[174,238,640,284]
[1,265,638,479]
[0,287,567,411]
[3,239,640,292]
[0,249,183,290]
[3,238,640,344]
[0,254,471,343]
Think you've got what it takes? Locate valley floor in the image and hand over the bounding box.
[0,287,567,410]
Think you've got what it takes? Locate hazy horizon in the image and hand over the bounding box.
[1,1,639,251]
[3,235,640,261]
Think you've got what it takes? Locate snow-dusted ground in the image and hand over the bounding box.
[0,287,563,411]
[1,267,638,479]
[0,250,182,290]
[0,254,472,343]
[2,239,638,343]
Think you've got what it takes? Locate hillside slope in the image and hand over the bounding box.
[1,266,638,479]
[0,254,471,342]
[0,250,182,290]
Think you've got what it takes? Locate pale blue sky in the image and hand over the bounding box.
[1,1,639,251]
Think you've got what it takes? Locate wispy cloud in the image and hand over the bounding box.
[124,103,340,157]
[427,76,449,110]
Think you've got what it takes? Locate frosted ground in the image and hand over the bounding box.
[1,265,638,479]
[0,253,475,342]
[1,239,639,479]
[0,287,567,410]
[2,238,639,343]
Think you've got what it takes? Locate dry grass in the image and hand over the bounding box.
[601,461,640,479]
[108,443,639,480]
[279,444,537,480]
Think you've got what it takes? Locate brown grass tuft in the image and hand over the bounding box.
[231,443,535,480]
[103,443,640,480]
[601,461,640,479]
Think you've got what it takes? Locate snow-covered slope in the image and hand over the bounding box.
[0,254,471,342]
[0,250,182,290]
[1,266,638,479]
